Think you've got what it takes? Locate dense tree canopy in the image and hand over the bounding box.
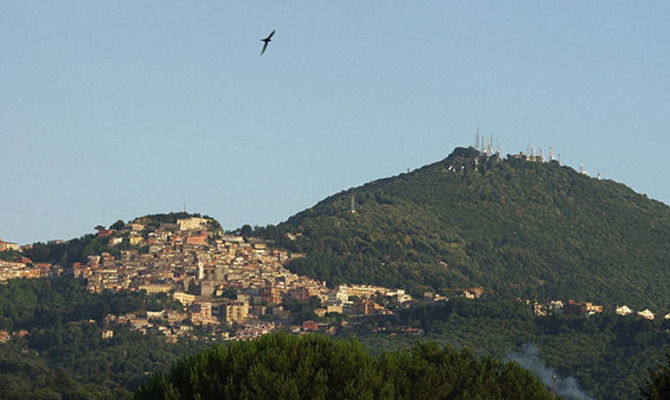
[135,333,554,400]
[642,353,670,400]
[23,234,120,264]
[0,250,22,262]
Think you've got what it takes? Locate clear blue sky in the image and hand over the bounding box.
[2,2,669,244]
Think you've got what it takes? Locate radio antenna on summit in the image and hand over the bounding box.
[473,129,501,155]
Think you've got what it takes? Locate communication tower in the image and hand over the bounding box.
[473,128,501,155]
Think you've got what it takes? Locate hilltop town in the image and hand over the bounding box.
[2,213,669,345]
[0,215,418,342]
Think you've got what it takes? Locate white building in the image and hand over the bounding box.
[615,305,632,316]
[637,309,655,320]
[177,217,210,231]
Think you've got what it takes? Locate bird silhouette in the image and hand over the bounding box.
[260,30,275,55]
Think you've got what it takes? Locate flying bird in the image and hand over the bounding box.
[260,30,275,55]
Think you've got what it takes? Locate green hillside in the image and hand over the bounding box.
[259,147,670,309]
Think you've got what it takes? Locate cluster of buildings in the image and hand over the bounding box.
[0,259,44,282]
[0,236,53,282]
[529,299,605,317]
[0,329,28,344]
[528,299,670,321]
[0,238,20,252]
[0,217,423,341]
[614,305,670,320]
[61,217,414,339]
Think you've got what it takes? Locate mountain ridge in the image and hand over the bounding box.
[257,147,670,309]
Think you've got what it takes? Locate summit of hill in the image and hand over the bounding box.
[258,147,670,309]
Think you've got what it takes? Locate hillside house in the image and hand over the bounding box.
[128,223,145,232]
[223,301,250,324]
[564,300,603,316]
[138,283,171,294]
[638,309,655,320]
[0,239,20,252]
[173,291,197,306]
[616,305,632,316]
[353,299,390,316]
[302,320,319,332]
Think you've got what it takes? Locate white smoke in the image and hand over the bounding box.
[507,343,594,400]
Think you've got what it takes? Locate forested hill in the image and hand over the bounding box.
[258,147,670,309]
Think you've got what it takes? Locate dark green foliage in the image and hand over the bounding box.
[400,297,531,331]
[0,250,22,262]
[220,286,237,299]
[282,297,321,324]
[110,220,126,230]
[642,353,670,400]
[134,212,203,230]
[23,235,119,265]
[0,278,144,330]
[239,224,253,237]
[135,333,554,400]
[205,218,222,233]
[257,147,670,308]
[0,343,113,400]
[0,278,212,398]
